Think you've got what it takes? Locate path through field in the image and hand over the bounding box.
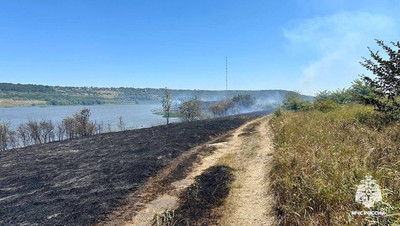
[219,116,276,225]
[101,115,275,225]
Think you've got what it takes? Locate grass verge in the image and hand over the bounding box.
[269,104,400,225]
[152,110,181,118]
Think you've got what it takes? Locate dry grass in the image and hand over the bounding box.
[0,98,46,107]
[94,90,119,98]
[269,104,400,225]
[211,133,233,144]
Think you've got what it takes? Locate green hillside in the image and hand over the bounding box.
[0,83,313,107]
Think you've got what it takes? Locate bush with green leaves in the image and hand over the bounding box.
[283,91,313,111]
[358,39,400,119]
[179,98,202,122]
[315,88,356,104]
[273,106,283,117]
[313,100,340,112]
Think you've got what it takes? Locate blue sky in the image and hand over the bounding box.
[1,0,399,95]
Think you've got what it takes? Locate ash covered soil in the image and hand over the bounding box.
[0,114,260,225]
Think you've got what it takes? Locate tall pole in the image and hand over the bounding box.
[226,56,228,90]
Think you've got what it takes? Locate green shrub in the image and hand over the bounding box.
[355,107,394,129]
[359,40,400,118]
[315,88,356,104]
[284,99,313,111]
[179,98,202,122]
[313,100,340,112]
[283,91,313,111]
[273,106,283,117]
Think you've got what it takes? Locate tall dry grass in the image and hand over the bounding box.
[270,104,400,225]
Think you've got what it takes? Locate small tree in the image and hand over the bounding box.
[17,124,29,146]
[209,99,236,117]
[351,79,377,102]
[27,120,42,144]
[63,116,76,139]
[209,102,225,116]
[56,122,66,141]
[162,87,172,124]
[74,108,91,136]
[179,97,201,122]
[40,120,55,143]
[314,90,331,102]
[360,39,400,116]
[0,122,17,150]
[283,91,312,111]
[315,89,355,104]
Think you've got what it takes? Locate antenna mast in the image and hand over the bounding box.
[226,56,228,90]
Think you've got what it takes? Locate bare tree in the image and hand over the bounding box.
[0,122,17,150]
[63,116,76,139]
[27,120,42,144]
[118,116,125,131]
[40,120,55,143]
[106,121,112,132]
[95,121,104,134]
[17,124,30,146]
[56,122,66,141]
[87,121,96,136]
[74,108,91,137]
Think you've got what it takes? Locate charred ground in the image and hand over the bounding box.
[0,114,260,225]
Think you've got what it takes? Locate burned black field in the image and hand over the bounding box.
[0,114,260,226]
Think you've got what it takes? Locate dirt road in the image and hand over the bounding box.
[103,115,275,225]
[219,116,276,225]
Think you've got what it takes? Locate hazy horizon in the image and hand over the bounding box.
[1,81,295,92]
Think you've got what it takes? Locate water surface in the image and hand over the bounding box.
[0,104,179,130]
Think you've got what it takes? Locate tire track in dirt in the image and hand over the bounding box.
[220,116,276,225]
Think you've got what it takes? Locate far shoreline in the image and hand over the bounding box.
[0,100,160,108]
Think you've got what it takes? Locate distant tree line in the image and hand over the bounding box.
[209,94,255,117]
[0,82,309,107]
[280,81,375,113]
[280,39,400,120]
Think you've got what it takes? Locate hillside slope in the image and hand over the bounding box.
[0,82,313,107]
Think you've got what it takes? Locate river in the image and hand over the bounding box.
[0,104,180,130]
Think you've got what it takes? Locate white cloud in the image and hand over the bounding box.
[283,11,398,95]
